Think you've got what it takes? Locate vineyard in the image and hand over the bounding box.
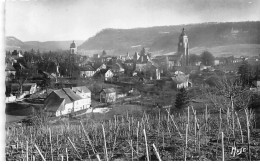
[5,105,260,161]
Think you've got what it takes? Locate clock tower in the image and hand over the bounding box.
[177,28,189,66]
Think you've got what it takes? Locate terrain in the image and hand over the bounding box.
[6,21,260,57]
[78,21,260,56]
[5,36,84,52]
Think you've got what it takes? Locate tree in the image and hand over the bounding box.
[102,50,107,56]
[15,68,31,94]
[175,88,189,110]
[140,47,146,56]
[200,51,215,66]
[189,54,200,66]
[238,60,253,87]
[205,76,252,111]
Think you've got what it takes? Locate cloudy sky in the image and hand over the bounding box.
[5,0,260,41]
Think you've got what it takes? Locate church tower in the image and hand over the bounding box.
[177,28,189,66]
[69,40,77,77]
[70,40,77,55]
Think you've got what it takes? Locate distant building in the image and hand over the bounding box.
[100,88,116,103]
[104,69,114,81]
[94,68,114,81]
[214,59,220,66]
[95,63,107,72]
[124,59,134,69]
[12,50,23,58]
[5,63,16,81]
[167,54,181,67]
[80,65,95,78]
[11,83,37,95]
[109,63,125,74]
[233,57,243,64]
[5,94,16,103]
[171,74,192,89]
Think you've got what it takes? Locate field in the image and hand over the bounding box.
[5,104,260,161]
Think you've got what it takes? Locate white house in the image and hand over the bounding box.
[104,69,114,81]
[44,88,88,117]
[80,65,95,78]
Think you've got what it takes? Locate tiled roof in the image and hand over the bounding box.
[52,88,81,104]
[102,88,116,94]
[71,86,91,93]
[45,98,65,113]
[80,65,95,71]
[62,88,82,101]
[167,54,181,61]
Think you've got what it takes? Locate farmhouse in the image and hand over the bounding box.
[44,88,88,117]
[100,88,116,103]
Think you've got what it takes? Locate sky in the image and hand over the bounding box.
[4,0,260,41]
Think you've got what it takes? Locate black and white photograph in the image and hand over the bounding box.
[2,0,260,161]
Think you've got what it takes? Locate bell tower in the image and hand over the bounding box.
[70,40,77,55]
[68,40,77,77]
[177,28,189,66]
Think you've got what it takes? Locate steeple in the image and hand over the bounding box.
[177,28,189,66]
[70,40,77,55]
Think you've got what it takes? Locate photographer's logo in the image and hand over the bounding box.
[230,142,246,157]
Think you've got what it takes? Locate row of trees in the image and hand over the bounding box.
[189,51,215,66]
[238,60,259,87]
[6,49,82,77]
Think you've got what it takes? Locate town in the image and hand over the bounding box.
[4,0,260,158]
[5,28,260,119]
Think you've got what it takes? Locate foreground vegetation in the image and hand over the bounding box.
[5,104,260,161]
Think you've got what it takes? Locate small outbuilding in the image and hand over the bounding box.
[171,74,192,89]
[100,88,116,103]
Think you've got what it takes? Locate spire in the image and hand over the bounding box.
[181,28,186,35]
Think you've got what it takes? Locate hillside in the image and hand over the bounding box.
[79,21,260,56]
[190,44,260,57]
[5,37,84,52]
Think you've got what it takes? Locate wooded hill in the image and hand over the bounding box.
[78,21,260,57]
